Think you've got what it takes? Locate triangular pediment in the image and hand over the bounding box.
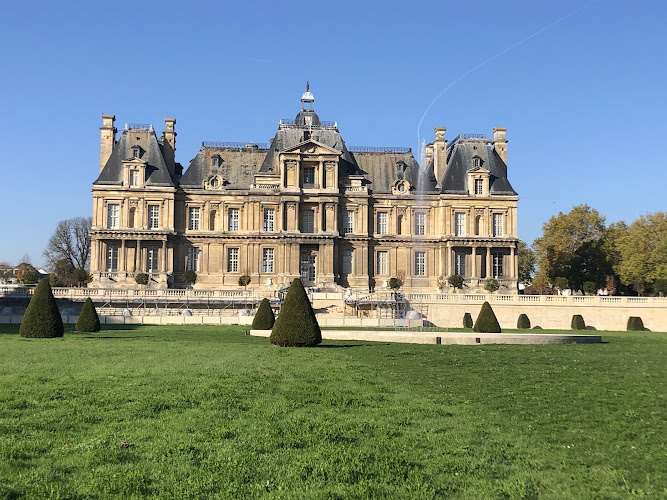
[281,139,341,156]
[468,166,490,174]
[123,156,148,165]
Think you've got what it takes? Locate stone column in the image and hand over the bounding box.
[471,246,477,278]
[120,239,126,272]
[162,240,167,272]
[510,245,516,278]
[486,246,492,279]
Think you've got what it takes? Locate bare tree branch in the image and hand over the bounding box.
[43,217,92,271]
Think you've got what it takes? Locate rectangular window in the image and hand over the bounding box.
[146,246,159,273]
[474,178,483,195]
[415,212,426,235]
[148,204,160,229]
[263,208,275,232]
[377,212,388,235]
[415,251,426,276]
[130,170,139,186]
[454,251,466,276]
[228,208,240,231]
[492,253,504,278]
[187,247,200,271]
[302,209,314,233]
[300,254,316,283]
[227,248,239,272]
[342,249,353,274]
[376,251,388,276]
[302,166,315,186]
[455,212,466,236]
[343,210,354,234]
[188,207,200,230]
[493,213,504,237]
[107,204,119,229]
[262,248,274,273]
[106,244,118,271]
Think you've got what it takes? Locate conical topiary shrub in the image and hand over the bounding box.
[571,314,585,330]
[252,298,275,330]
[517,313,531,329]
[19,280,64,338]
[270,278,321,347]
[76,297,101,332]
[463,312,473,329]
[627,316,644,331]
[473,301,501,333]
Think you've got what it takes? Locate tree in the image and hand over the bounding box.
[270,278,321,347]
[0,261,14,284]
[473,301,501,333]
[554,276,568,293]
[583,281,597,296]
[252,298,275,330]
[517,314,531,329]
[182,270,197,288]
[238,274,251,290]
[49,259,77,287]
[43,217,92,271]
[462,312,473,329]
[76,297,101,332]
[614,212,667,295]
[135,273,149,285]
[484,278,500,293]
[627,317,644,331]
[19,280,64,338]
[448,275,464,291]
[388,277,403,290]
[23,270,39,285]
[571,315,586,330]
[533,205,607,292]
[517,240,536,285]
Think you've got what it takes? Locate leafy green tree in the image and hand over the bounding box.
[448,275,464,290]
[614,212,667,295]
[76,297,101,332]
[252,298,275,330]
[182,270,197,288]
[484,278,500,293]
[23,270,39,285]
[238,274,251,290]
[533,205,607,291]
[388,277,403,290]
[73,268,91,287]
[462,313,473,329]
[19,280,64,338]
[473,301,501,333]
[270,278,321,347]
[517,240,536,285]
[135,273,149,285]
[654,279,667,297]
[554,277,569,293]
[583,281,597,296]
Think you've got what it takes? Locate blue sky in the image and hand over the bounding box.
[0,0,664,267]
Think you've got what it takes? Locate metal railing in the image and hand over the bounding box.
[125,123,152,130]
[278,119,338,130]
[202,141,269,149]
[348,146,411,153]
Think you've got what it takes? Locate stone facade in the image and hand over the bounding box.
[90,87,519,292]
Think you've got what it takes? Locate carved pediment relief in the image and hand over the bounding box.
[281,139,341,156]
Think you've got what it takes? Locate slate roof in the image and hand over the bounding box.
[440,138,517,195]
[179,147,268,190]
[351,151,428,194]
[94,128,175,187]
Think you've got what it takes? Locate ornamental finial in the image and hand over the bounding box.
[306,81,309,92]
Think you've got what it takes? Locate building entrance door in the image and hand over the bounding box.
[300,252,316,285]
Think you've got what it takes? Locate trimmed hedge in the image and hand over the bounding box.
[463,313,473,329]
[270,278,321,347]
[517,313,531,329]
[571,315,586,330]
[19,280,64,338]
[76,297,101,332]
[627,316,644,331]
[473,302,501,333]
[252,298,275,330]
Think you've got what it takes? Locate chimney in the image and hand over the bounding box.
[99,114,116,172]
[162,117,177,174]
[433,127,447,184]
[492,127,508,164]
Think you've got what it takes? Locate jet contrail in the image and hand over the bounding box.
[417,1,598,153]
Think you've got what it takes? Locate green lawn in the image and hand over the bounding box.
[0,325,665,499]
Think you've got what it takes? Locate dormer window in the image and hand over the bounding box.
[397,161,405,179]
[303,131,311,141]
[472,156,481,168]
[131,145,142,158]
[392,180,411,195]
[211,154,222,169]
